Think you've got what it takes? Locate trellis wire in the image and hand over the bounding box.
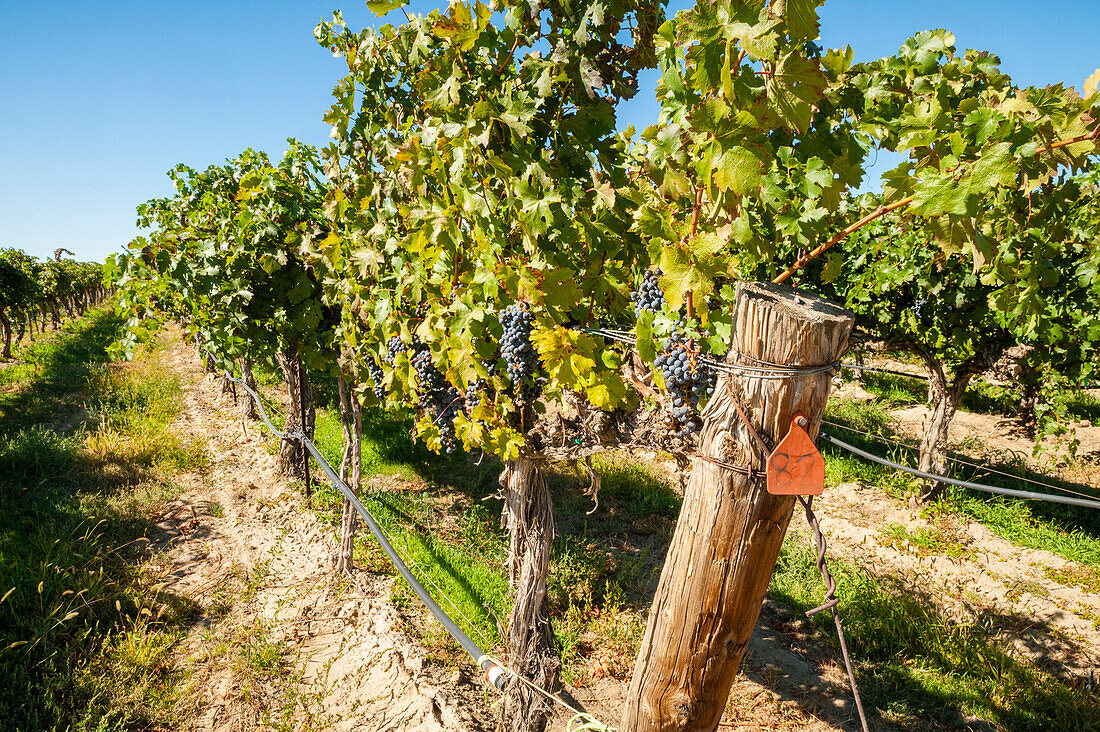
[583,327,839,378]
[798,495,869,732]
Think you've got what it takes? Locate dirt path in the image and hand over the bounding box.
[145,333,494,732]
[565,608,860,732]
[827,371,1100,680]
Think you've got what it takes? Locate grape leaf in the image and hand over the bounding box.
[1084,68,1100,98]
[714,145,765,195]
[366,0,407,17]
[766,52,828,132]
[777,0,825,42]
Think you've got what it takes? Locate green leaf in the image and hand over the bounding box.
[766,52,828,132]
[779,0,824,42]
[729,21,778,63]
[911,143,1016,217]
[586,372,628,409]
[366,0,407,17]
[540,267,583,311]
[659,244,717,311]
[531,325,597,390]
[714,146,765,196]
[686,232,726,258]
[822,252,844,283]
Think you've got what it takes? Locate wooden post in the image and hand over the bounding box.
[276,350,314,484]
[239,357,259,421]
[620,282,853,732]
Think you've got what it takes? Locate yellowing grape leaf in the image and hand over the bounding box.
[1085,68,1100,98]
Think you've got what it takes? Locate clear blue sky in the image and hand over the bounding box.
[1,1,1097,263]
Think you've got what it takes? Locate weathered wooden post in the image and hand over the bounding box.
[621,282,853,732]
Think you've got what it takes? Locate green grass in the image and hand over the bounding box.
[307,405,511,651]
[0,308,206,730]
[880,522,974,560]
[859,371,928,406]
[771,533,1100,731]
[1042,564,1100,594]
[962,379,1019,416]
[1065,389,1100,423]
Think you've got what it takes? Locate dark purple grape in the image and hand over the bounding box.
[630,269,665,317]
[364,358,385,399]
[411,348,463,453]
[384,336,407,364]
[499,303,541,400]
[655,330,716,437]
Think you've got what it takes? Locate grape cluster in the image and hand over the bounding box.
[630,269,664,317]
[499,304,540,397]
[364,358,386,400]
[465,379,487,412]
[911,296,927,317]
[654,333,716,438]
[384,336,407,364]
[411,349,463,452]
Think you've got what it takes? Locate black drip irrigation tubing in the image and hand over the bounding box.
[223,372,506,692]
[819,432,1100,510]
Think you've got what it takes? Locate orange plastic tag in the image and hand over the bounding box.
[766,412,825,496]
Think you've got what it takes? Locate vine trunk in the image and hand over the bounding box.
[501,456,560,732]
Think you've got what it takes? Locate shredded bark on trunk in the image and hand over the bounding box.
[335,373,362,575]
[239,357,259,420]
[0,311,12,360]
[501,457,560,732]
[277,350,315,477]
[917,355,972,501]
